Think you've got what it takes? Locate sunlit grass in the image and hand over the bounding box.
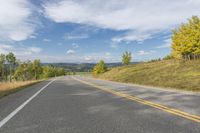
[99,60,200,92]
[0,80,42,98]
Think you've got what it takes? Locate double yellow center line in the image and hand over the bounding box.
[72,77,200,123]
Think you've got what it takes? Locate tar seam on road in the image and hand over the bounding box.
[0,78,56,129]
[72,76,200,123]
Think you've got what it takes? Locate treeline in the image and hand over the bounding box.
[43,62,123,72]
[0,52,65,82]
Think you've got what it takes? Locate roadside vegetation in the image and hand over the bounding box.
[98,60,200,91]
[92,52,132,76]
[93,60,107,76]
[0,80,42,98]
[122,51,132,65]
[0,53,65,98]
[94,16,200,91]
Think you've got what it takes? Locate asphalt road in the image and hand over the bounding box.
[0,76,199,133]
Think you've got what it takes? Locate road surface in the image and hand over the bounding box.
[0,76,199,133]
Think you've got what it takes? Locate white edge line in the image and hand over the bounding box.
[0,78,56,128]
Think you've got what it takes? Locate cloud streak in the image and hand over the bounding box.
[0,44,42,56]
[0,0,38,41]
[157,39,172,48]
[137,50,155,56]
[66,49,76,55]
[43,0,200,42]
[64,33,89,40]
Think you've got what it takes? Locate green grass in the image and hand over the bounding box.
[98,60,200,91]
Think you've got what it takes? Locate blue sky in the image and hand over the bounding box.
[0,0,199,63]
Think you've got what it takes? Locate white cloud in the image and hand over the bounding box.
[0,44,42,56]
[66,49,76,55]
[81,52,118,63]
[16,52,120,63]
[43,38,51,42]
[30,35,36,39]
[43,0,200,42]
[64,33,89,40]
[0,44,117,63]
[112,31,154,43]
[157,39,172,48]
[0,0,37,41]
[82,56,93,62]
[72,43,79,48]
[16,53,119,63]
[110,43,118,49]
[137,50,154,56]
[105,52,111,56]
[27,47,42,53]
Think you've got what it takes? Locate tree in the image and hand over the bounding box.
[172,16,200,60]
[57,68,65,76]
[0,54,6,81]
[42,66,65,78]
[32,59,42,80]
[163,55,173,60]
[0,53,66,81]
[93,60,107,75]
[14,61,33,81]
[6,52,16,82]
[42,66,54,78]
[122,51,132,65]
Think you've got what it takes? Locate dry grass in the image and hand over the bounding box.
[0,80,42,98]
[99,60,200,92]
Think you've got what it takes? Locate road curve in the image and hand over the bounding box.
[0,76,199,133]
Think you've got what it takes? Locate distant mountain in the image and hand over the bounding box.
[42,62,138,72]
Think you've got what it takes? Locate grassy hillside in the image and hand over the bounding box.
[98,60,200,91]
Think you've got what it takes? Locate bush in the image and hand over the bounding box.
[122,51,132,65]
[163,55,174,60]
[93,60,107,76]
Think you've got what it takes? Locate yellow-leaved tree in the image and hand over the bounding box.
[93,60,107,76]
[172,16,200,60]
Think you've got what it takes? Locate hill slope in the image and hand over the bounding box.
[99,60,200,91]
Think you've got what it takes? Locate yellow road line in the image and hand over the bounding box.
[72,77,200,123]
